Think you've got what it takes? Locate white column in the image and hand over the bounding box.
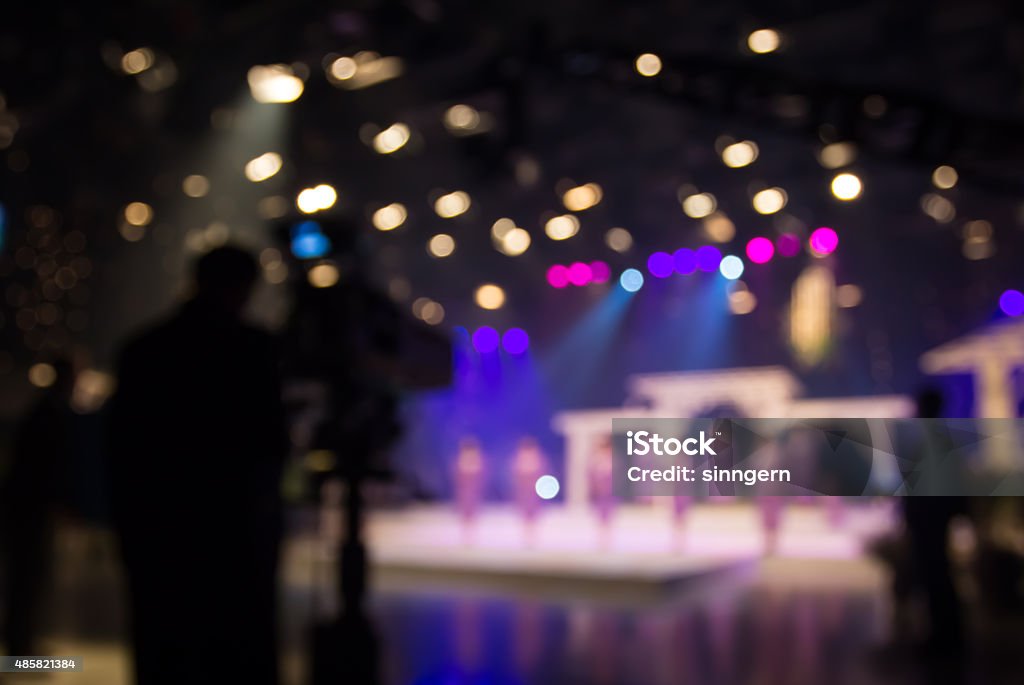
[976,357,1017,419]
[564,433,593,510]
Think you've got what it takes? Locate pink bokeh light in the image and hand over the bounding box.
[809,227,839,255]
[776,233,801,257]
[590,261,611,283]
[547,264,570,288]
[745,237,775,264]
[567,262,594,286]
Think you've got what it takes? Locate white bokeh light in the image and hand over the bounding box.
[535,475,560,500]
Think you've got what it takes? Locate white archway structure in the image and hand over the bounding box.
[553,366,912,509]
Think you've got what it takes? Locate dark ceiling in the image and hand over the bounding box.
[1,0,1022,406]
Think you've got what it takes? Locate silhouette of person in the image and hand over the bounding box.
[902,388,966,655]
[1,359,77,656]
[108,246,288,685]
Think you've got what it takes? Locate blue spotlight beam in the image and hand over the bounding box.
[540,285,637,404]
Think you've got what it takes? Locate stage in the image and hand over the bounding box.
[346,501,898,599]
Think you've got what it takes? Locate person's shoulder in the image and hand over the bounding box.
[117,314,181,365]
[237,322,281,354]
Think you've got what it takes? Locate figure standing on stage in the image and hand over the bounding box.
[757,496,785,555]
[588,436,616,548]
[512,437,546,545]
[453,437,486,543]
[672,494,692,550]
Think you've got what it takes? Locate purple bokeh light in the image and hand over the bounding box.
[673,248,697,275]
[472,326,500,353]
[647,251,674,278]
[501,327,530,354]
[695,245,723,272]
[745,237,775,264]
[547,264,569,288]
[590,261,611,283]
[1000,289,1024,317]
[809,227,839,255]
[568,262,594,286]
[776,233,802,257]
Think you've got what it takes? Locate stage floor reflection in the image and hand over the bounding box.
[374,557,894,685]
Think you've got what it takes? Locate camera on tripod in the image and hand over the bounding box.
[271,217,453,484]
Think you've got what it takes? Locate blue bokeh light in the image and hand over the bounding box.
[291,221,331,259]
[451,325,470,344]
[719,254,745,280]
[501,327,530,355]
[293,220,322,236]
[291,232,331,259]
[619,268,645,292]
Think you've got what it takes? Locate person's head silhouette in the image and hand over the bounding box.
[916,386,944,419]
[193,246,259,316]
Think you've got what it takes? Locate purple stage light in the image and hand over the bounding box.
[472,326,500,353]
[777,233,801,257]
[647,251,674,278]
[809,227,839,255]
[568,261,593,286]
[501,327,530,354]
[1000,289,1024,317]
[673,248,697,275]
[746,237,775,264]
[547,264,569,288]
[695,245,722,272]
[590,261,611,283]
